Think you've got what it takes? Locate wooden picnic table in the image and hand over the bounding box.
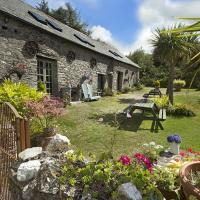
[126,102,165,132]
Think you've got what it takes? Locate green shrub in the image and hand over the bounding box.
[197,82,200,91]
[134,82,144,90]
[37,80,46,92]
[152,96,169,108]
[122,86,132,94]
[167,103,195,117]
[153,80,160,88]
[0,80,44,116]
[103,87,114,96]
[173,79,186,92]
[60,151,163,199]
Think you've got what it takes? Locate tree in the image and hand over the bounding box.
[151,26,196,104]
[37,0,49,14]
[128,49,167,87]
[51,3,90,35]
[169,18,200,88]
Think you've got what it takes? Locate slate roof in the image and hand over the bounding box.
[0,0,140,68]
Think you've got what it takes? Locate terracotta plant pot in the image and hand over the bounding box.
[179,161,200,199]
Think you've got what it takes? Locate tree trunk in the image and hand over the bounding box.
[168,64,175,105]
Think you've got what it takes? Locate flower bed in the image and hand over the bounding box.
[59,141,200,199]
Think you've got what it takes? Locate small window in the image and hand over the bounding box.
[74,34,95,47]
[28,11,47,25]
[47,20,62,32]
[109,50,123,58]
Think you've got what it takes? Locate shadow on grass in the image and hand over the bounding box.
[90,112,151,132]
[118,98,143,105]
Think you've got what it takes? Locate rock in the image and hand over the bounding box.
[46,134,70,154]
[97,118,103,122]
[17,160,41,182]
[52,134,70,145]
[117,183,142,200]
[18,147,42,161]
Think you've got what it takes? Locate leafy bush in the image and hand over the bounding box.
[134,82,144,90]
[197,82,200,91]
[25,96,64,131]
[154,80,160,88]
[122,86,132,94]
[103,87,114,96]
[167,103,195,117]
[60,151,163,199]
[0,80,44,115]
[173,79,186,92]
[37,80,46,93]
[152,96,169,108]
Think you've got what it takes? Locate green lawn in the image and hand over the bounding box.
[57,88,200,158]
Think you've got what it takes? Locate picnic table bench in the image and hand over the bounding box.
[143,89,162,98]
[124,102,166,132]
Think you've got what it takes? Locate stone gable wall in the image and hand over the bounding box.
[0,12,139,96]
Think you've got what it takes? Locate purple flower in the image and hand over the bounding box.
[174,135,181,144]
[167,135,174,143]
[167,134,181,143]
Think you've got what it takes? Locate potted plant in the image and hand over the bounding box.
[26,96,64,148]
[154,167,181,199]
[179,161,200,199]
[167,134,181,155]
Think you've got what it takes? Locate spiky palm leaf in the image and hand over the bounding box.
[151,25,198,104]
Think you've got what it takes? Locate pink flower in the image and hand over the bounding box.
[179,151,186,157]
[119,155,131,165]
[134,153,153,173]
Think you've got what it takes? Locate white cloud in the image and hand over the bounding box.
[91,25,113,43]
[133,0,200,53]
[91,0,200,54]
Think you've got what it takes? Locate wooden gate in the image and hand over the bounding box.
[0,102,30,200]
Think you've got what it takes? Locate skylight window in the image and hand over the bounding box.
[109,50,123,58]
[74,34,95,47]
[46,20,62,32]
[28,11,47,25]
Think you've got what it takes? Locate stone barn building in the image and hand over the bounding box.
[0,0,140,101]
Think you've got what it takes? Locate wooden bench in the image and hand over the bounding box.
[143,90,162,98]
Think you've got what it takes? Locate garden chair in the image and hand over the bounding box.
[81,84,101,101]
[87,84,101,101]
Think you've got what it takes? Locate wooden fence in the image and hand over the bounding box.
[0,102,30,200]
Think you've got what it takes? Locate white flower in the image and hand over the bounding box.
[155,145,164,149]
[65,150,74,156]
[142,143,149,147]
[149,141,156,146]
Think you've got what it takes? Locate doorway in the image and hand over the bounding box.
[108,74,113,90]
[98,74,105,92]
[117,71,123,91]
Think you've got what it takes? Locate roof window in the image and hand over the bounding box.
[109,50,123,58]
[28,11,47,25]
[46,20,62,32]
[74,34,95,47]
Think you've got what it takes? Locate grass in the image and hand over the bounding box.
[57,88,200,158]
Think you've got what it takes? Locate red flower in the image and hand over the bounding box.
[119,155,131,165]
[187,148,193,153]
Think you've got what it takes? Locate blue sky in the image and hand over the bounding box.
[25,0,200,54]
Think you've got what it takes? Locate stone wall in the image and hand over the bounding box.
[0,12,139,97]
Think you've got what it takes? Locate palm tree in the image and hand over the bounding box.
[151,26,197,104]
